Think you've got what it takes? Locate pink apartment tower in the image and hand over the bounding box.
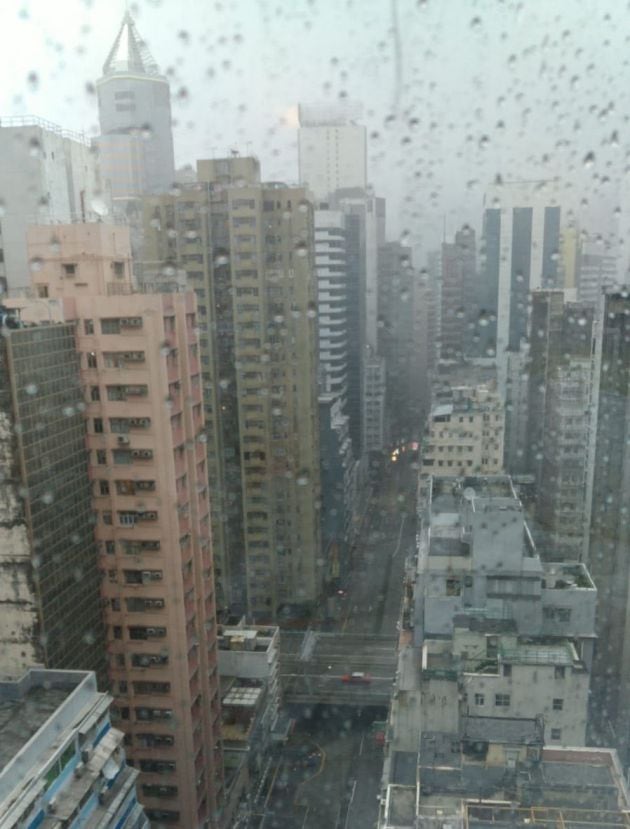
[22,224,224,827]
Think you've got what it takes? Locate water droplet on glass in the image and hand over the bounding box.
[25,383,38,395]
[90,196,109,217]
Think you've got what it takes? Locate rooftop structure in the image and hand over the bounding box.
[217,623,282,826]
[0,669,147,829]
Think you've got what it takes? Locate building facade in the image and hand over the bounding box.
[587,291,630,761]
[95,12,175,203]
[0,316,106,683]
[0,116,107,290]
[297,103,367,203]
[527,291,595,559]
[22,223,224,828]
[140,158,323,621]
[0,669,147,828]
[482,181,563,389]
[420,383,504,477]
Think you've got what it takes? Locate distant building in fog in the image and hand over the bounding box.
[298,102,367,203]
[482,180,563,389]
[577,240,618,305]
[96,11,175,203]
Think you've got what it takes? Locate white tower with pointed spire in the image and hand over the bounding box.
[95,11,175,201]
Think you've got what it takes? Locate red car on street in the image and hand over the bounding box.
[341,671,372,684]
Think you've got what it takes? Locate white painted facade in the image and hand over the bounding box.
[0,118,109,290]
[298,104,367,203]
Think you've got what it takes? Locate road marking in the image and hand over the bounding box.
[344,779,358,829]
[263,757,282,809]
[293,740,327,806]
[391,515,407,558]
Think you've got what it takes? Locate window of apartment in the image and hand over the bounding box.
[446,578,461,596]
[93,417,103,433]
[474,693,485,706]
[90,385,100,401]
[84,319,94,334]
[98,480,110,496]
[553,698,564,711]
[555,666,566,680]
[113,260,125,277]
[62,262,77,276]
[495,694,510,707]
[551,728,562,741]
[87,352,97,368]
[101,318,121,334]
[503,664,512,677]
[96,449,107,465]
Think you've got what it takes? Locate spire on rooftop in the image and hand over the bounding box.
[102,11,160,77]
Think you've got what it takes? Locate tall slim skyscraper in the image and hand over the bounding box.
[440,228,476,361]
[482,181,563,388]
[96,11,175,202]
[141,158,323,621]
[527,290,595,559]
[22,223,223,828]
[298,103,367,203]
[378,241,415,443]
[0,315,106,683]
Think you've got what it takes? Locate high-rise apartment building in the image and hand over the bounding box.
[315,209,349,399]
[315,209,358,580]
[526,291,595,560]
[440,228,476,361]
[377,241,415,443]
[0,314,107,683]
[0,116,107,290]
[22,223,223,828]
[298,103,367,203]
[587,291,630,761]
[140,158,322,621]
[96,12,175,203]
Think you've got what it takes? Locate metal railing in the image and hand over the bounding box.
[0,114,92,146]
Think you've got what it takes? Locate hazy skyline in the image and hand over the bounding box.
[1,0,627,257]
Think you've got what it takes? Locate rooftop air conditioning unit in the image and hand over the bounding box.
[47,798,57,814]
[127,318,142,327]
[118,436,130,445]
[74,762,85,778]
[140,450,153,459]
[146,628,157,636]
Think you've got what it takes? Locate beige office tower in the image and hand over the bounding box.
[141,157,322,621]
[23,224,224,828]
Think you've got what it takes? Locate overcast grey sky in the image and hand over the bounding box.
[1,0,627,257]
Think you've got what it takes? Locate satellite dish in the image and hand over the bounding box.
[463,487,476,502]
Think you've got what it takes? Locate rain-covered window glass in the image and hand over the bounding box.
[2,3,630,829]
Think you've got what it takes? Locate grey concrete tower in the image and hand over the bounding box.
[96,12,175,201]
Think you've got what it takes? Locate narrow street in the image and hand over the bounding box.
[256,454,417,828]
